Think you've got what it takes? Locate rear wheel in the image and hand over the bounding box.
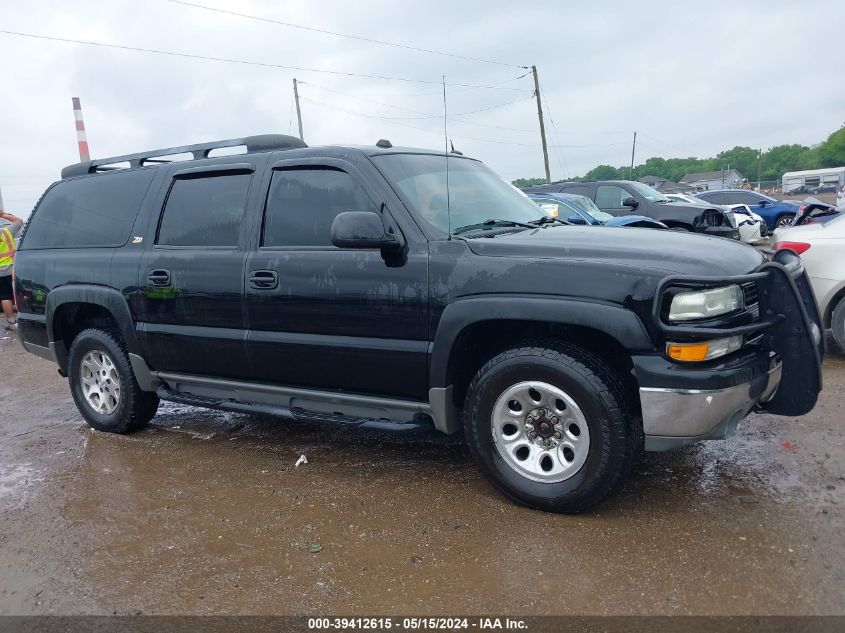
[832,299,845,354]
[775,214,795,229]
[68,328,159,433]
[463,342,640,513]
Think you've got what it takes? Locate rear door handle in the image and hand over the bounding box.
[148,269,170,286]
[249,270,278,289]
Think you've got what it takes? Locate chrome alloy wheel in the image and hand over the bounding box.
[491,381,590,483]
[80,350,122,415]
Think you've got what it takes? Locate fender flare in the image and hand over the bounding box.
[46,284,140,358]
[429,296,654,389]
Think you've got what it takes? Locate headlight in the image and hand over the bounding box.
[668,285,743,321]
[667,336,744,362]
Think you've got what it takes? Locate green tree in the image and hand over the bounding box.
[511,177,548,188]
[817,125,845,167]
[585,164,622,180]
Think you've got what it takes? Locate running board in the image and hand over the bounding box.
[155,387,434,434]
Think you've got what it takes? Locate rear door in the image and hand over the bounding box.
[134,159,266,378]
[242,156,429,400]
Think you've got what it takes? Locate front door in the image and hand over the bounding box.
[243,159,429,400]
[134,161,262,378]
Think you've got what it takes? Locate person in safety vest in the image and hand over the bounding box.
[0,209,23,331]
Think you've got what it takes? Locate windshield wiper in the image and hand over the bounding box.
[453,218,536,235]
[529,216,572,227]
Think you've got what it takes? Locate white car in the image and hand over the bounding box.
[773,213,845,351]
[665,193,765,243]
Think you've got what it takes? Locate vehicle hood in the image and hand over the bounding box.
[465,226,765,276]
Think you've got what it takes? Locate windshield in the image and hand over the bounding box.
[372,154,544,235]
[564,195,614,222]
[627,181,669,202]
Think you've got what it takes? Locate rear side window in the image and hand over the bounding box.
[22,169,155,249]
[262,167,377,247]
[157,173,251,247]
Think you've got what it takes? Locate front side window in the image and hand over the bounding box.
[262,167,378,247]
[595,185,629,209]
[157,173,251,247]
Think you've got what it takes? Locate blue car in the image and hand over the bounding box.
[527,193,666,229]
[695,189,800,231]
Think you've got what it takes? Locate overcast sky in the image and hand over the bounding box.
[1,0,843,215]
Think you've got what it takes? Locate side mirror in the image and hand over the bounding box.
[759,200,769,207]
[331,211,402,251]
[622,196,639,208]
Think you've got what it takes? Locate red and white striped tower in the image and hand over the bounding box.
[72,97,90,161]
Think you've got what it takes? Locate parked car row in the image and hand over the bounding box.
[522,179,740,239]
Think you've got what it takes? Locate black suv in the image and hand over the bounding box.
[15,135,823,513]
[523,179,739,239]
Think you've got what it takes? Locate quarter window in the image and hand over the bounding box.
[23,169,155,249]
[262,167,377,247]
[157,173,251,247]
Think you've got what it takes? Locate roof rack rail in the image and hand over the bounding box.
[61,134,307,179]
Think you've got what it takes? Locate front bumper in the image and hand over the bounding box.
[638,356,781,451]
[637,250,823,451]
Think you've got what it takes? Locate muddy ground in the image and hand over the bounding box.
[0,335,842,616]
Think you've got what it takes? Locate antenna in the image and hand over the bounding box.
[442,75,451,239]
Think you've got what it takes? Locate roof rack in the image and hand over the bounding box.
[61,134,307,179]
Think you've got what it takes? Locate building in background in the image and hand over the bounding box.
[679,169,745,191]
[638,175,689,193]
[782,167,845,194]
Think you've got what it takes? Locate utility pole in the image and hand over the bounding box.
[630,131,637,180]
[531,65,551,183]
[292,78,304,142]
[757,149,762,191]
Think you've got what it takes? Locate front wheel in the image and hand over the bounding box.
[463,343,640,513]
[68,328,159,433]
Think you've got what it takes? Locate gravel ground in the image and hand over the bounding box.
[0,334,842,616]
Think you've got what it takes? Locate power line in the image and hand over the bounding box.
[639,132,699,157]
[0,30,529,90]
[299,96,632,149]
[298,82,537,132]
[163,0,527,69]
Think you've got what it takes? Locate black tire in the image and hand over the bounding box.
[463,342,641,513]
[67,328,159,433]
[775,214,795,229]
[832,299,845,354]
